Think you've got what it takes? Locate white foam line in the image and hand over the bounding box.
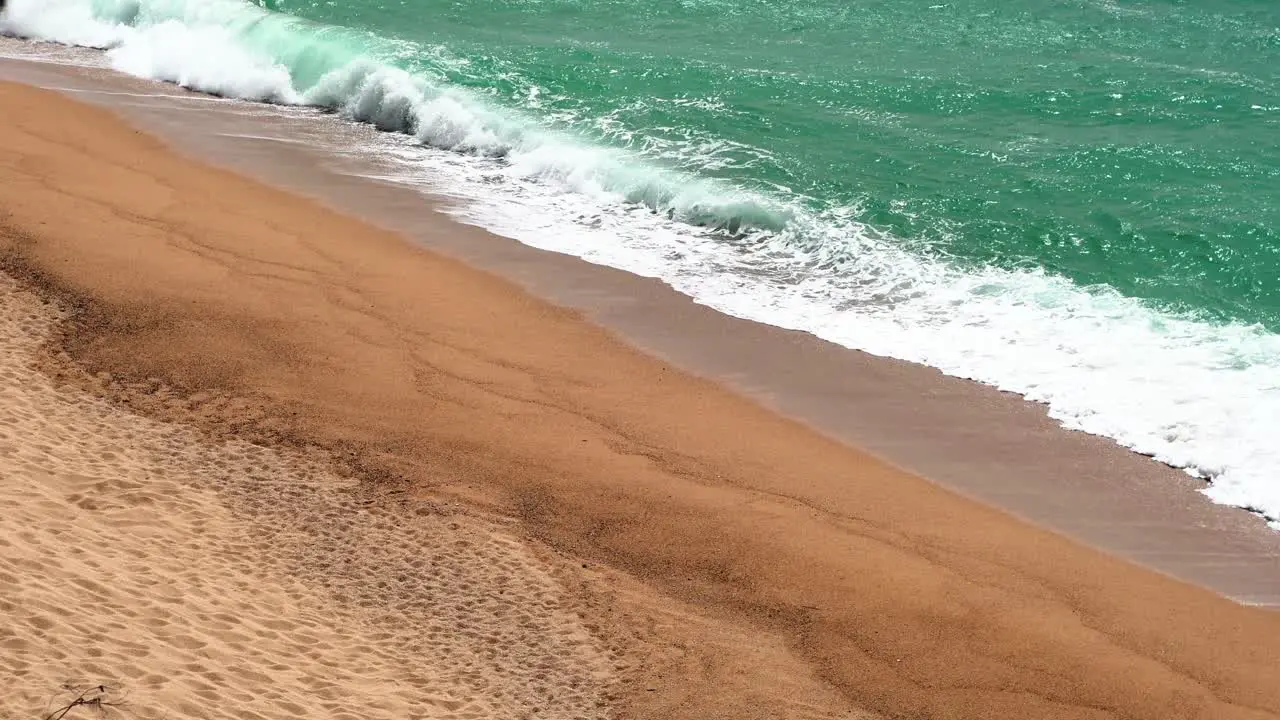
[43,84,236,102]
[216,132,313,145]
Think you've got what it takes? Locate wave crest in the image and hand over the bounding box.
[2,0,788,234]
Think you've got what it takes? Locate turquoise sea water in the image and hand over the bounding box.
[3,0,1280,519]
[281,0,1280,328]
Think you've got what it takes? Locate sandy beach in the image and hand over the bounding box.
[2,74,1280,720]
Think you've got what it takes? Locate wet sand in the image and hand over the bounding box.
[1,67,1279,720]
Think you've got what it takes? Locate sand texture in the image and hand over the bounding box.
[0,274,614,719]
[1,80,1279,719]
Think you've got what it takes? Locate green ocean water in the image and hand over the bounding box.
[265,0,1280,328]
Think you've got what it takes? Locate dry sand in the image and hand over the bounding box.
[0,274,614,719]
[1,80,1279,720]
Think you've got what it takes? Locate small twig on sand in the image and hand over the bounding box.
[45,685,123,720]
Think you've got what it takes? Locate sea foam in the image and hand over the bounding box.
[4,0,1280,524]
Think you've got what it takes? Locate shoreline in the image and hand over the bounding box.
[2,49,1275,605]
[2,65,1280,720]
